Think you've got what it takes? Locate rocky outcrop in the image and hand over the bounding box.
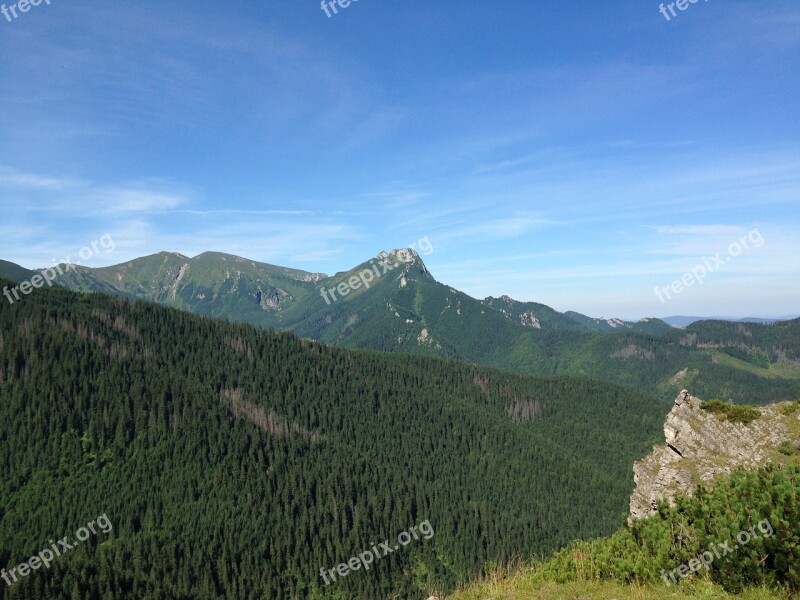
[518,312,542,329]
[256,287,292,310]
[629,390,799,520]
[297,272,328,283]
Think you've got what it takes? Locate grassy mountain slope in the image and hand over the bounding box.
[0,260,37,284]
[449,578,789,599]
[52,251,326,327]
[0,279,666,599]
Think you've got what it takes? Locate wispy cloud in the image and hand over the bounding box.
[0,165,367,271]
[656,225,750,236]
[0,166,87,191]
[445,214,561,240]
[98,187,186,213]
[175,209,315,216]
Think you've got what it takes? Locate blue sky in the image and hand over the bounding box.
[1,0,798,319]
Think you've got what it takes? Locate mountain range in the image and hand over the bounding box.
[2,250,799,404]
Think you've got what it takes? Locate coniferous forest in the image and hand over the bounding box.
[0,281,666,599]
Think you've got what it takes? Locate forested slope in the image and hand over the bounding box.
[0,280,665,599]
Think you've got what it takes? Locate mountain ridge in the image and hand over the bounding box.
[2,252,799,404]
[0,251,681,332]
[6,252,787,329]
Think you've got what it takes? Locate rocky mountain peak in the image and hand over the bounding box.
[376,248,430,278]
[378,247,417,262]
[629,390,800,520]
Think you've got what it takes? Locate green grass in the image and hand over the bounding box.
[711,350,800,380]
[769,363,800,379]
[700,399,761,424]
[779,402,800,416]
[446,574,797,600]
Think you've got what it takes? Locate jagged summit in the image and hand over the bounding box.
[370,247,431,281]
[377,247,427,266]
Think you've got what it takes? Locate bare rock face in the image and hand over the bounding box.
[518,312,542,329]
[256,287,292,310]
[629,390,797,520]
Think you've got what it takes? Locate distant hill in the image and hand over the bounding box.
[563,311,677,335]
[0,259,37,284]
[663,315,799,327]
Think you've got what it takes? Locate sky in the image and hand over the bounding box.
[1,0,798,320]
